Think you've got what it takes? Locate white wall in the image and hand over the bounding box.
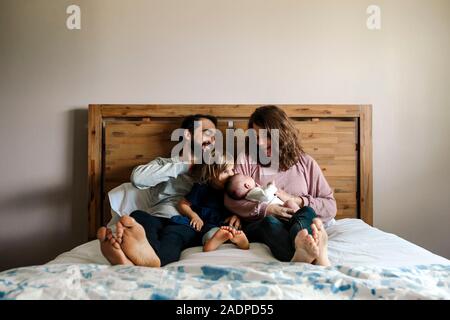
[1,0,449,270]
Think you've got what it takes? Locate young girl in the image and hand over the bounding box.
[171,154,250,252]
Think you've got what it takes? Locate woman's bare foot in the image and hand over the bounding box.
[223,226,250,250]
[311,218,331,267]
[291,229,319,263]
[203,228,233,252]
[97,227,134,266]
[117,216,161,268]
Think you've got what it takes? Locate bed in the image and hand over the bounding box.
[0,104,449,300]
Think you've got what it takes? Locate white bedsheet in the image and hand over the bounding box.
[48,219,449,268]
[1,218,446,300]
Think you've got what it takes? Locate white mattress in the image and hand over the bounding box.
[48,219,449,268]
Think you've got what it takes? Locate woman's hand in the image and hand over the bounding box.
[224,215,242,229]
[266,204,295,221]
[190,216,204,231]
[275,188,293,202]
[275,189,305,208]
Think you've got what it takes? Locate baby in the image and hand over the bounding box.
[225,173,300,212]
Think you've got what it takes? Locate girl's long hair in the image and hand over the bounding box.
[192,152,234,184]
[248,105,304,171]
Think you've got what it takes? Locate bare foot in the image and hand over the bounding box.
[291,229,319,263]
[115,220,124,244]
[97,227,134,266]
[311,218,331,267]
[203,228,233,252]
[223,226,250,250]
[118,216,161,268]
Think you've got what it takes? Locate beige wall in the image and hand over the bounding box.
[1,0,449,270]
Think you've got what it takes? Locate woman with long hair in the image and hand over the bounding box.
[224,105,337,266]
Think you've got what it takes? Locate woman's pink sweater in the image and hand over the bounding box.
[224,153,337,223]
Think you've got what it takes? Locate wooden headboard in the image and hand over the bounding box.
[88,105,372,240]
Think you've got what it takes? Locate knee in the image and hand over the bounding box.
[295,206,317,219]
[130,210,147,217]
[129,210,151,223]
[260,216,283,229]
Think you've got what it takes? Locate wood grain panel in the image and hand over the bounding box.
[99,105,362,118]
[295,119,357,219]
[88,104,372,239]
[103,118,357,220]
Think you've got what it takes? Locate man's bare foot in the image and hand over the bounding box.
[118,216,161,268]
[223,226,250,250]
[291,229,319,263]
[115,220,124,244]
[311,218,331,267]
[97,227,134,266]
[203,228,233,252]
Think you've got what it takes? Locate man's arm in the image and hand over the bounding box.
[130,157,190,189]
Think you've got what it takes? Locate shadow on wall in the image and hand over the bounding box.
[69,108,89,250]
[0,108,89,271]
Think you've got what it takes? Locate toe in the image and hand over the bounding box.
[313,218,323,230]
[112,240,120,249]
[298,229,308,239]
[116,222,124,235]
[97,227,107,241]
[120,215,136,228]
[311,224,319,241]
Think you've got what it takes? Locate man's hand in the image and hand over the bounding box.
[190,216,204,231]
[224,215,242,229]
[266,204,294,221]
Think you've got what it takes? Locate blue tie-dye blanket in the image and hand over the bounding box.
[0,262,449,299]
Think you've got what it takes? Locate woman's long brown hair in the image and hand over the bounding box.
[248,105,304,171]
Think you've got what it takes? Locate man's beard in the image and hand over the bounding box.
[190,140,213,162]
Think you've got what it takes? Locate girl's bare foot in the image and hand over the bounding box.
[97,227,134,266]
[223,226,250,250]
[291,229,319,263]
[203,228,233,252]
[311,218,331,267]
[118,216,161,267]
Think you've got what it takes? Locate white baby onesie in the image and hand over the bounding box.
[245,182,284,205]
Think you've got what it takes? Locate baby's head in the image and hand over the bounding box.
[225,173,256,200]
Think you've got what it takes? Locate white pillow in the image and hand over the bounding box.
[106,182,152,228]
